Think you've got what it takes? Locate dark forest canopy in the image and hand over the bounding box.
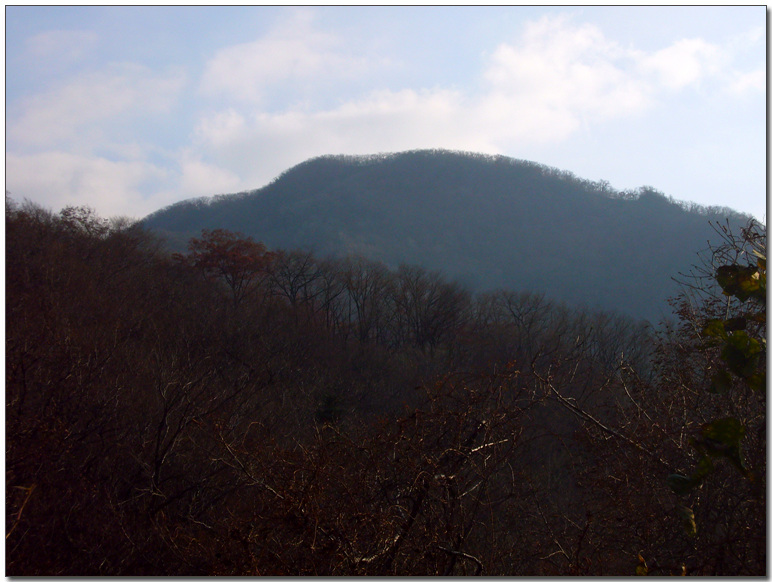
[6,199,765,575]
[142,149,753,322]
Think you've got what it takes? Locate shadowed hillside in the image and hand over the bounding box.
[7,195,765,575]
[143,149,752,322]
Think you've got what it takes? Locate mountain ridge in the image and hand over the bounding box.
[142,149,753,322]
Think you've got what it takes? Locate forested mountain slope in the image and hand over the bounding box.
[8,199,765,575]
[143,149,752,322]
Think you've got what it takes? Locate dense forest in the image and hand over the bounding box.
[143,150,753,322]
[6,198,765,575]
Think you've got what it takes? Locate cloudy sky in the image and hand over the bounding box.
[5,6,767,221]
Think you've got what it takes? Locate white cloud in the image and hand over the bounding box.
[177,151,243,197]
[638,38,724,90]
[200,9,367,104]
[479,15,652,139]
[727,69,765,95]
[8,63,186,150]
[6,151,170,218]
[194,109,248,148]
[194,15,662,171]
[24,29,99,68]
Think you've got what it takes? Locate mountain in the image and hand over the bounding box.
[142,149,753,322]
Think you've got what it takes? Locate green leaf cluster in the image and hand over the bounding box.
[715,262,766,304]
[703,319,765,392]
[667,246,765,521]
[707,255,766,391]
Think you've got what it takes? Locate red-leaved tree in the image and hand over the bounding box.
[175,229,275,308]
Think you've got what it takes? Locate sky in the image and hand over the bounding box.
[5,6,767,222]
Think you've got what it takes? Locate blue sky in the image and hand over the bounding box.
[5,6,767,221]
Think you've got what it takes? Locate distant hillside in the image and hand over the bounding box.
[143,149,753,322]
